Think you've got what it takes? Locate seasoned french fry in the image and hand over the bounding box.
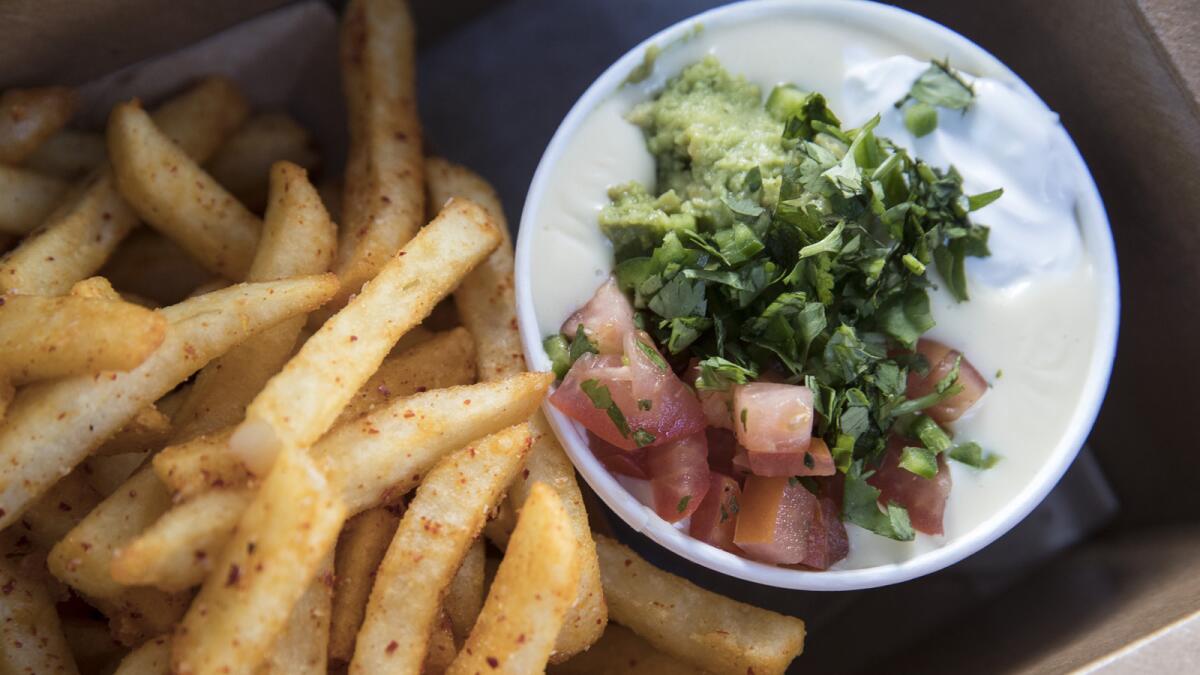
[0,86,76,163]
[46,468,173,600]
[0,557,79,675]
[258,553,334,675]
[481,497,516,550]
[92,404,172,456]
[0,293,166,384]
[99,230,212,306]
[349,424,533,675]
[109,101,261,279]
[333,326,475,426]
[25,129,107,180]
[113,636,171,675]
[0,77,249,295]
[231,198,500,475]
[328,0,424,316]
[0,466,100,594]
[425,610,457,675]
[110,488,254,592]
[0,164,69,235]
[170,161,336,441]
[172,446,346,675]
[445,538,485,645]
[595,535,806,675]
[548,623,710,675]
[0,274,337,529]
[208,113,319,213]
[0,372,12,421]
[155,328,477,500]
[449,483,579,675]
[429,157,524,382]
[329,507,402,663]
[83,451,152,498]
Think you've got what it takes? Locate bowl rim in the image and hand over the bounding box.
[513,0,1120,591]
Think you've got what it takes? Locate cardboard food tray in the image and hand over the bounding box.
[2,0,1195,672]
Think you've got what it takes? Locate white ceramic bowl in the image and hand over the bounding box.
[514,0,1119,590]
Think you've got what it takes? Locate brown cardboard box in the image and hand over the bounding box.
[1,0,1195,672]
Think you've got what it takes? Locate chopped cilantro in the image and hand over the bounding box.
[632,429,656,447]
[843,461,915,541]
[634,339,668,370]
[949,442,1000,469]
[580,379,630,438]
[898,446,938,478]
[676,495,692,513]
[637,399,653,411]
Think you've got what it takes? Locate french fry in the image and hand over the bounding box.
[548,623,710,675]
[25,129,107,180]
[481,497,516,550]
[155,328,477,500]
[258,553,334,675]
[444,538,485,645]
[449,482,580,675]
[329,507,402,663]
[108,101,261,279]
[95,589,192,648]
[0,77,249,295]
[328,0,424,317]
[349,424,533,675]
[0,293,167,384]
[425,610,457,675]
[113,636,171,675]
[0,85,76,163]
[595,535,806,675]
[83,451,153,498]
[99,229,213,306]
[0,274,337,529]
[110,488,254,592]
[429,157,524,382]
[0,372,12,421]
[231,198,500,476]
[92,404,172,456]
[171,446,346,675]
[169,161,336,441]
[124,373,549,593]
[207,113,319,213]
[0,164,69,235]
[0,557,80,675]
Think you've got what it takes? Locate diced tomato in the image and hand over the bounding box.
[588,432,648,479]
[868,437,952,535]
[730,446,753,484]
[907,339,988,424]
[798,497,849,570]
[798,437,836,477]
[705,428,738,477]
[681,361,736,430]
[732,383,815,477]
[644,432,710,523]
[561,276,636,355]
[689,472,742,552]
[733,475,817,565]
[550,331,706,450]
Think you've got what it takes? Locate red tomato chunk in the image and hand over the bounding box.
[560,276,635,355]
[733,475,817,565]
[689,472,742,553]
[907,338,988,424]
[732,383,818,477]
[645,432,710,523]
[868,437,953,536]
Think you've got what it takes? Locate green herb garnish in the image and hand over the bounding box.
[632,429,656,447]
[580,379,631,438]
[676,495,692,513]
[949,441,1000,469]
[843,461,915,541]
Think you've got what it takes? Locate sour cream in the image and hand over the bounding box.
[524,16,1101,570]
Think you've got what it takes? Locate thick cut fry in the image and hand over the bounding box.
[110,488,254,592]
[46,468,172,599]
[507,412,607,659]
[231,198,500,475]
[0,372,12,421]
[425,611,457,675]
[0,78,249,295]
[93,404,172,456]
[99,230,212,306]
[349,424,532,675]
[549,623,710,675]
[129,373,550,592]
[208,113,319,213]
[0,467,100,593]
[429,158,524,382]
[83,451,152,497]
[595,536,806,675]
[0,558,80,675]
[0,86,75,163]
[172,447,346,675]
[156,328,476,500]
[0,164,69,234]
[481,497,516,550]
[330,0,424,315]
[113,636,171,675]
[25,129,107,179]
[450,483,579,675]
[329,507,402,663]
[0,274,337,529]
[258,553,334,675]
[170,161,336,441]
[108,102,261,279]
[0,294,166,384]
[445,538,485,645]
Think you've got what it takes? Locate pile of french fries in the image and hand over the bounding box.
[0,1,806,673]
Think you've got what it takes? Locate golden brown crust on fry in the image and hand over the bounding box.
[25,129,107,180]
[207,113,319,213]
[329,507,403,663]
[0,557,79,675]
[0,85,76,164]
[0,164,69,235]
[548,623,712,675]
